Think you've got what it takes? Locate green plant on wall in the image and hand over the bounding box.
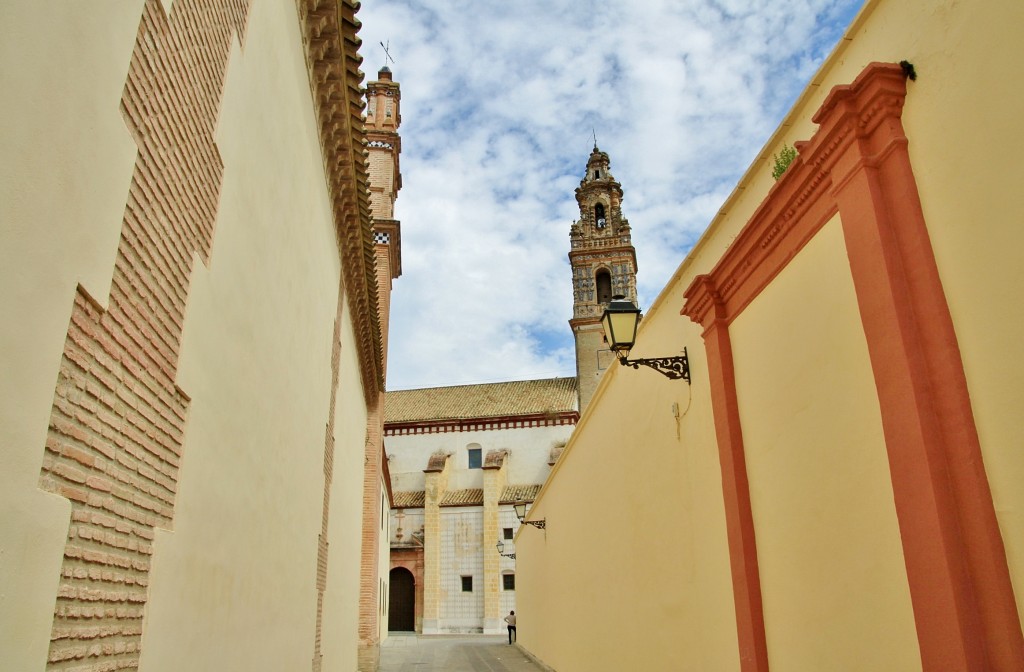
[772,144,797,180]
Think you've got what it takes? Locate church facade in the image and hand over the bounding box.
[383,148,641,633]
[384,378,578,634]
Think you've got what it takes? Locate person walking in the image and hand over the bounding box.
[504,610,517,645]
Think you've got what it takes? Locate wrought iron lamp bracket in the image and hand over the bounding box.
[521,519,546,530]
[617,347,690,383]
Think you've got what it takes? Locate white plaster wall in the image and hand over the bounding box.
[439,508,484,632]
[391,509,425,546]
[385,423,572,493]
[0,3,143,668]
[498,507,519,616]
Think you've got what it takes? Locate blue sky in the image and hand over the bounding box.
[357,0,865,390]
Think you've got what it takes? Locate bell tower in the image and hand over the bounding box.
[366,66,403,370]
[568,146,638,412]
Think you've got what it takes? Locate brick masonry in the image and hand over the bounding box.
[311,279,346,672]
[358,66,403,671]
[37,1,250,669]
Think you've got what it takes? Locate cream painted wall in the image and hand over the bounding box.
[0,3,143,668]
[722,0,1024,629]
[730,217,920,670]
[752,0,1024,631]
[139,0,352,668]
[517,300,739,671]
[322,304,370,671]
[879,1,1024,622]
[519,0,1024,668]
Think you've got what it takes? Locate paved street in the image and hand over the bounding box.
[380,634,548,672]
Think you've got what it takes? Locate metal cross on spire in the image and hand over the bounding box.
[592,128,598,149]
[379,40,396,68]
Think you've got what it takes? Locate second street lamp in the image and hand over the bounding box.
[496,540,516,560]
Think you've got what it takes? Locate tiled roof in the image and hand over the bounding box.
[440,488,484,507]
[393,491,425,508]
[385,377,578,423]
[500,484,542,504]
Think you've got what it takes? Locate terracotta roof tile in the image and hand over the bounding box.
[440,488,484,507]
[385,377,578,423]
[393,491,425,508]
[500,484,542,504]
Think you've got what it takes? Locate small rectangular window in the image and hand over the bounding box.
[468,448,482,469]
[503,527,514,540]
[461,576,473,592]
[503,574,515,591]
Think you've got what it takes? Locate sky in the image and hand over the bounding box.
[357,0,865,391]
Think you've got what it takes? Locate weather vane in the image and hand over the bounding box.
[379,40,396,69]
[592,128,598,149]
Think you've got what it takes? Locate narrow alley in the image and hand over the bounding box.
[379,635,547,672]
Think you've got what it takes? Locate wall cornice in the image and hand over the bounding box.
[681,64,913,330]
[385,411,579,437]
[295,0,383,402]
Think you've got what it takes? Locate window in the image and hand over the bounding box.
[461,576,473,592]
[468,446,482,469]
[596,270,612,304]
[503,574,516,591]
[594,203,606,229]
[503,527,514,540]
[594,170,600,179]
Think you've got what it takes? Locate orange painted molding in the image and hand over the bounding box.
[705,314,770,671]
[682,62,1024,670]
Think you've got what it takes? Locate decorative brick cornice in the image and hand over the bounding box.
[295,0,383,402]
[386,411,579,437]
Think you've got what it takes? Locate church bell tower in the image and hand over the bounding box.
[569,146,638,412]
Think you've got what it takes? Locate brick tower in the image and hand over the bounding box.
[366,66,403,361]
[358,66,403,672]
[569,146,638,412]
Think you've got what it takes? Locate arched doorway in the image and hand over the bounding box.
[389,567,416,631]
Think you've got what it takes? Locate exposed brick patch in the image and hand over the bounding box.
[357,398,384,671]
[311,279,344,671]
[37,1,250,669]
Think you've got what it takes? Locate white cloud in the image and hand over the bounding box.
[359,0,865,389]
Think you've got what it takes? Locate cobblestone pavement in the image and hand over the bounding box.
[379,634,548,672]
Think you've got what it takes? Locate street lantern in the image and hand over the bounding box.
[600,295,691,383]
